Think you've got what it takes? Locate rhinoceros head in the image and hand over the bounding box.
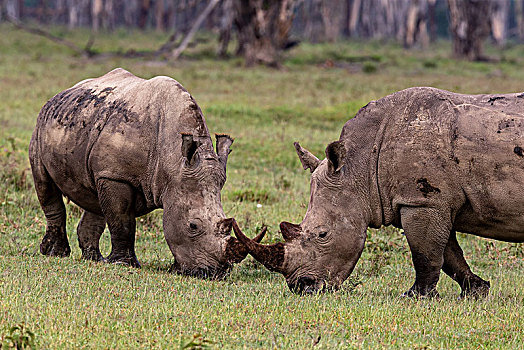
[163,133,266,279]
[234,141,368,293]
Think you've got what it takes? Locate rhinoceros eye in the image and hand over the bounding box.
[319,231,328,238]
[188,218,204,237]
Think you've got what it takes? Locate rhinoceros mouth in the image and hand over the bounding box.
[167,220,267,280]
[287,275,326,295]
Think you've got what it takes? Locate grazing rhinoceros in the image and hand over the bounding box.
[234,87,524,296]
[29,68,264,278]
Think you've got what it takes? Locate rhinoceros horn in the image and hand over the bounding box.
[294,142,320,173]
[224,218,267,264]
[232,219,285,273]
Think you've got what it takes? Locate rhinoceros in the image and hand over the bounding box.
[234,87,524,296]
[29,68,264,278]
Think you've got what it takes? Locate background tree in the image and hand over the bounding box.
[138,0,151,30]
[491,0,509,46]
[448,0,493,60]
[3,0,524,64]
[233,0,297,67]
[517,0,524,42]
[320,0,346,42]
[5,0,21,20]
[217,0,234,57]
[91,0,102,31]
[404,0,430,48]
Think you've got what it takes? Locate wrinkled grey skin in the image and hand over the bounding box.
[236,87,524,296]
[29,68,253,278]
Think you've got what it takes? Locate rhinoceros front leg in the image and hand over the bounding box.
[400,206,451,298]
[77,211,106,262]
[442,231,490,298]
[96,179,140,268]
[30,156,71,257]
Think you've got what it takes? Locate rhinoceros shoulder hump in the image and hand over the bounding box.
[148,76,191,97]
[101,67,137,81]
[72,68,139,89]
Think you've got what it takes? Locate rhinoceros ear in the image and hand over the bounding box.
[215,134,234,169]
[181,133,200,166]
[294,142,320,173]
[325,140,346,173]
[280,221,301,242]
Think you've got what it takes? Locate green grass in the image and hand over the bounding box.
[1,24,523,348]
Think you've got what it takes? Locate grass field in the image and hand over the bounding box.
[1,25,524,348]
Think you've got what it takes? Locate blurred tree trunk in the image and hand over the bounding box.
[102,0,114,30]
[37,0,48,24]
[155,0,164,31]
[55,0,66,24]
[448,0,493,60]
[92,0,102,31]
[165,1,175,30]
[358,0,408,40]
[348,0,361,37]
[138,0,151,29]
[320,0,346,42]
[124,0,137,27]
[68,0,79,29]
[320,2,336,42]
[66,0,89,29]
[404,0,429,48]
[5,0,20,20]
[517,0,524,42]
[405,0,420,47]
[427,0,437,42]
[491,0,508,46]
[17,0,23,18]
[217,0,234,57]
[233,0,297,67]
[303,0,323,42]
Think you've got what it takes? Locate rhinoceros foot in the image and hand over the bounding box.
[460,278,490,299]
[81,247,105,262]
[401,284,440,299]
[40,226,71,257]
[106,251,141,268]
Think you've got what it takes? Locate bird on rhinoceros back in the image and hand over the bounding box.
[234,87,524,297]
[29,68,265,279]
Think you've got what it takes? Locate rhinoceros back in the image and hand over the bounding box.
[31,68,208,213]
[371,87,524,240]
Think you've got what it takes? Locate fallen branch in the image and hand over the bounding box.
[5,15,95,57]
[171,0,220,60]
[156,32,181,56]
[5,10,210,61]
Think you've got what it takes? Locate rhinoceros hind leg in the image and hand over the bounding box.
[400,206,451,298]
[31,158,71,257]
[77,211,106,262]
[97,178,141,268]
[442,231,490,298]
